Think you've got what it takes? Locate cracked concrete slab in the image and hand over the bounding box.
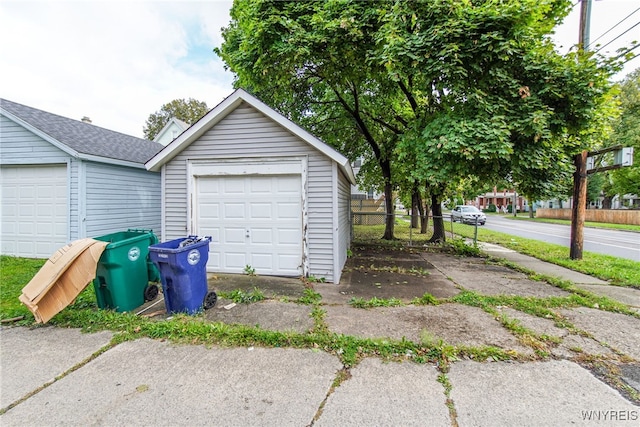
[315,358,450,426]
[449,360,639,427]
[575,284,640,311]
[203,299,314,333]
[426,253,570,297]
[323,303,534,356]
[560,307,640,360]
[0,326,112,409]
[1,338,341,426]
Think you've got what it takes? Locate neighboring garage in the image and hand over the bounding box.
[1,164,68,257]
[146,89,356,283]
[0,98,163,258]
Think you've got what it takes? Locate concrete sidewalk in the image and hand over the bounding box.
[479,242,640,311]
[1,327,638,426]
[1,244,639,426]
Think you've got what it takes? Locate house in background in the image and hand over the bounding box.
[146,89,356,284]
[153,117,189,146]
[0,98,163,258]
[475,187,527,212]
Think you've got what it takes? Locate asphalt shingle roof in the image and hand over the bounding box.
[0,98,163,165]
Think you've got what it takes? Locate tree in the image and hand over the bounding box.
[143,98,209,140]
[608,68,640,199]
[216,0,617,241]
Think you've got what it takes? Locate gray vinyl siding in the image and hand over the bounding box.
[336,169,352,283]
[84,162,161,239]
[68,158,80,240]
[0,115,70,164]
[163,102,338,281]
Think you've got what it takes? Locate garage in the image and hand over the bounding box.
[1,98,162,259]
[195,173,303,275]
[146,89,355,283]
[0,164,68,257]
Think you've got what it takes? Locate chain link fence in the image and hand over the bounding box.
[351,211,481,245]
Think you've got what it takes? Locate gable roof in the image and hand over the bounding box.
[0,98,163,167]
[145,89,356,184]
[153,117,189,143]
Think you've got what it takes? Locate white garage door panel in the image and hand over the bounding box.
[195,174,302,276]
[1,165,68,258]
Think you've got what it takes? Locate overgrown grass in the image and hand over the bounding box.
[47,304,450,366]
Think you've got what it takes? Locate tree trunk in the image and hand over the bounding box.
[418,191,429,234]
[421,181,430,234]
[528,198,534,218]
[382,181,395,239]
[429,193,446,243]
[411,184,419,229]
[420,197,429,234]
[381,158,395,240]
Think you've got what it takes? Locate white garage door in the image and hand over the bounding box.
[195,174,303,276]
[1,164,68,258]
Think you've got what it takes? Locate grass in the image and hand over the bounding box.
[450,223,640,288]
[0,256,46,321]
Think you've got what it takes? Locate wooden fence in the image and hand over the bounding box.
[536,208,640,225]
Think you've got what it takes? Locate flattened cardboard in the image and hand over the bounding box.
[19,239,108,323]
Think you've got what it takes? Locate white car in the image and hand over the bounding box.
[451,205,486,225]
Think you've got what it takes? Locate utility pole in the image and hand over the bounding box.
[570,0,592,260]
[570,150,588,259]
[578,0,592,50]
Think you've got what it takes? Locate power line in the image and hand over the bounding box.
[588,6,640,49]
[593,20,640,54]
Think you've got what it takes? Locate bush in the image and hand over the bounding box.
[483,204,497,213]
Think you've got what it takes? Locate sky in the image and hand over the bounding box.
[1,0,639,139]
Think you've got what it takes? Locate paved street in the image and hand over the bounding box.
[482,215,640,261]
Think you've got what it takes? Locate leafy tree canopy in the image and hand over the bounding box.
[608,68,640,197]
[216,0,619,239]
[143,98,209,140]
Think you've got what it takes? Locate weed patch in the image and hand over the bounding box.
[219,287,265,304]
[298,288,322,305]
[411,293,440,306]
[447,238,482,257]
[349,296,404,308]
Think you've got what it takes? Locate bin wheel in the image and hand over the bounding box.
[203,291,218,310]
[144,284,159,302]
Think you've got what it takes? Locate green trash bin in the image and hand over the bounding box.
[92,229,160,312]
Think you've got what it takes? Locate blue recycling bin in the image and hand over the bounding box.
[148,236,217,315]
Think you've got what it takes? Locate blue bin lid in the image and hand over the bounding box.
[149,236,211,254]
